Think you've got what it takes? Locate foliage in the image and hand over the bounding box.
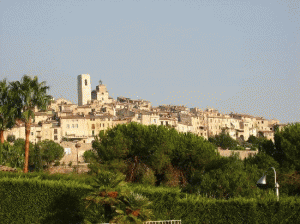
[273,123,300,172]
[29,143,43,171]
[182,153,266,200]
[38,140,64,166]
[0,79,18,143]
[6,135,16,143]
[83,149,98,164]
[28,140,64,171]
[82,170,154,224]
[244,151,280,172]
[277,170,300,197]
[92,122,219,187]
[208,131,239,150]
[9,75,51,173]
[247,135,275,154]
[140,168,157,186]
[0,139,33,168]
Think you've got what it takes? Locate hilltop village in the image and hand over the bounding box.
[4,74,284,145]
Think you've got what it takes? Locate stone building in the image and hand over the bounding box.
[77,74,91,106]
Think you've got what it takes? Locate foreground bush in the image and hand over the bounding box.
[82,170,154,224]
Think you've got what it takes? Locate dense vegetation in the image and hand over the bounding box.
[0,139,64,171]
[83,122,300,200]
[1,122,300,223]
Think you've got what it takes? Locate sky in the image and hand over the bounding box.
[0,0,299,124]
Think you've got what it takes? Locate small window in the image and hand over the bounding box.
[161,121,163,125]
[31,132,34,136]
[103,124,105,127]
[92,130,95,136]
[67,124,70,128]
[92,124,95,129]
[166,121,168,126]
[72,124,74,128]
[85,79,87,86]
[54,135,58,140]
[54,129,57,134]
[76,124,78,128]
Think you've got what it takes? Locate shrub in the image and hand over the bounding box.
[141,168,156,186]
[68,161,73,167]
[7,135,15,143]
[54,161,60,166]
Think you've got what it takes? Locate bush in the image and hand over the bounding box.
[83,149,98,163]
[68,161,73,167]
[208,131,238,150]
[182,154,264,199]
[6,135,15,143]
[54,161,60,166]
[141,168,156,186]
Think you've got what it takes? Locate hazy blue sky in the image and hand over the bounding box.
[0,0,299,123]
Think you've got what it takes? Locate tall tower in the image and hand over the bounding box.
[77,74,91,106]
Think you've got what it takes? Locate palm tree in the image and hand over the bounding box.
[0,79,18,143]
[10,75,51,173]
[83,171,154,224]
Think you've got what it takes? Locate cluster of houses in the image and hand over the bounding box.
[4,74,286,146]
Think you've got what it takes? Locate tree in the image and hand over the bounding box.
[82,170,153,223]
[7,135,16,143]
[83,149,98,164]
[273,123,300,172]
[243,151,280,172]
[182,153,267,199]
[92,122,219,187]
[10,75,51,173]
[33,140,64,168]
[0,79,18,143]
[247,135,275,154]
[208,131,238,150]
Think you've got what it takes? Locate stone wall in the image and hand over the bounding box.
[45,164,90,174]
[59,142,93,165]
[217,148,258,160]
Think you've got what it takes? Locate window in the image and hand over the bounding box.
[166,121,168,126]
[54,135,58,140]
[92,124,95,129]
[76,124,78,128]
[85,79,87,86]
[161,121,163,125]
[31,132,34,136]
[100,124,101,127]
[67,124,70,128]
[103,124,105,127]
[92,130,95,136]
[154,119,156,123]
[54,129,57,134]
[72,124,74,128]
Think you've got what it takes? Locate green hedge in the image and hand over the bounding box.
[1,176,300,223]
[0,177,93,224]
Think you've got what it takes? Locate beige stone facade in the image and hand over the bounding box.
[2,75,282,157]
